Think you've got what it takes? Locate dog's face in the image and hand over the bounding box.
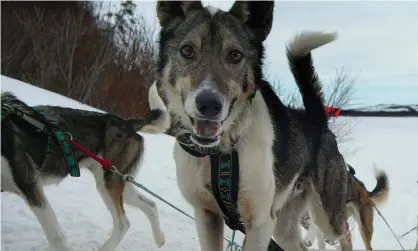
[156,1,274,147]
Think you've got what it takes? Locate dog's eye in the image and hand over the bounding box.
[180,45,194,59]
[227,50,244,64]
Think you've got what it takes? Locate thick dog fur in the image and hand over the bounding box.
[153,1,354,251]
[1,82,168,251]
[300,165,389,250]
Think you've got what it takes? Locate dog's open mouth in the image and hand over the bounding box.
[189,117,221,147]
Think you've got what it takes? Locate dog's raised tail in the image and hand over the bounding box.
[128,81,170,134]
[286,31,337,123]
[368,165,390,206]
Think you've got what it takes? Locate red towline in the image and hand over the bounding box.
[69,139,113,170]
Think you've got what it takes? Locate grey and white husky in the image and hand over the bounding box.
[153,1,355,250]
[1,82,168,251]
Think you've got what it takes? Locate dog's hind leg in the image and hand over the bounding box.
[316,228,327,249]
[123,183,165,247]
[358,204,374,250]
[274,207,308,251]
[338,221,353,251]
[302,223,326,249]
[300,212,325,248]
[315,153,351,250]
[194,209,224,251]
[302,224,316,247]
[310,205,352,251]
[2,155,73,251]
[92,168,130,251]
[29,196,74,251]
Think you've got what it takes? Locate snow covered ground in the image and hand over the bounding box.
[1,75,418,250]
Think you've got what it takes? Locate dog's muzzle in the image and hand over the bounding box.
[189,90,224,147]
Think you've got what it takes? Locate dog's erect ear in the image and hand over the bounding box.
[229,1,274,41]
[157,1,204,27]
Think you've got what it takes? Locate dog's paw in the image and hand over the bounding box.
[154,231,165,248]
[302,239,313,247]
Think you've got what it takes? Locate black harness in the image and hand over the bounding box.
[176,120,285,251]
[177,132,243,230]
[1,104,81,177]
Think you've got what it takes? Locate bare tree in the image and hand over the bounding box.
[52,5,88,97]
[325,69,360,152]
[13,7,53,88]
[271,80,300,107]
[325,68,357,109]
[0,4,32,79]
[1,1,157,117]
[98,9,157,117]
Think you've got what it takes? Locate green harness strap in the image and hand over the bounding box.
[1,106,80,177]
[51,127,80,177]
[33,108,81,177]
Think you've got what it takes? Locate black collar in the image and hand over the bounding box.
[176,131,220,157]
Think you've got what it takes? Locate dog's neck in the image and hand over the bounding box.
[217,90,274,153]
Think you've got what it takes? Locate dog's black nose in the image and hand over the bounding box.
[195,91,222,117]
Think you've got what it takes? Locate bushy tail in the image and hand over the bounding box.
[367,165,390,206]
[128,81,170,134]
[286,31,337,123]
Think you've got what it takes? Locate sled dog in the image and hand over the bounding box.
[153,1,352,250]
[1,82,168,251]
[299,164,389,250]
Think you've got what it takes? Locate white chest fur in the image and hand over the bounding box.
[174,144,221,212]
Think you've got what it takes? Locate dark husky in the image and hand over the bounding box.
[300,164,389,250]
[153,1,353,250]
[1,82,168,251]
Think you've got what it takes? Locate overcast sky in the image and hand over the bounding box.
[133,1,418,105]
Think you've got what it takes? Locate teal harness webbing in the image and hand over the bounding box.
[1,105,80,177]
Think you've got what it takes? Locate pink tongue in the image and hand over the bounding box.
[195,120,220,138]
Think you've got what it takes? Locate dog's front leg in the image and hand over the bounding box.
[243,219,276,251]
[239,179,276,250]
[195,208,224,251]
[238,140,276,250]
